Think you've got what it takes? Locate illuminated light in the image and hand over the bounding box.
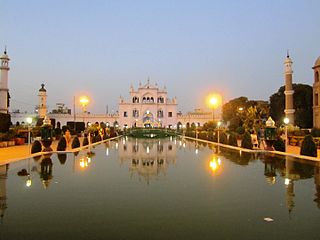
[209,159,218,172]
[195,148,199,154]
[147,146,150,154]
[207,93,222,109]
[179,141,182,146]
[80,160,85,168]
[106,148,109,156]
[174,140,177,145]
[122,139,126,144]
[284,117,290,125]
[238,107,244,111]
[217,121,221,127]
[26,117,32,124]
[26,178,32,187]
[285,178,291,185]
[183,142,186,148]
[209,156,221,173]
[115,142,119,149]
[79,96,89,106]
[88,157,91,163]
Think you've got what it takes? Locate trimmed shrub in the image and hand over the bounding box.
[311,128,320,137]
[31,140,42,153]
[71,136,80,149]
[93,134,102,143]
[57,137,67,151]
[198,131,208,140]
[300,135,317,157]
[241,132,253,149]
[219,132,228,144]
[0,113,11,133]
[273,137,285,152]
[228,133,238,146]
[236,126,245,135]
[83,136,89,146]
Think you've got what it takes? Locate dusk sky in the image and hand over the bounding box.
[1,0,320,114]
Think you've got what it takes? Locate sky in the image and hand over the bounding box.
[1,0,320,114]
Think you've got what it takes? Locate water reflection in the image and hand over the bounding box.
[0,164,8,222]
[118,137,177,184]
[209,155,222,174]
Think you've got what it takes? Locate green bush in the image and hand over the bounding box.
[311,128,320,137]
[31,140,42,153]
[236,126,245,135]
[273,137,285,152]
[71,136,80,149]
[83,136,89,146]
[0,113,11,133]
[93,134,102,143]
[198,131,208,140]
[300,135,317,157]
[219,132,228,144]
[228,133,238,146]
[57,137,67,151]
[241,132,253,149]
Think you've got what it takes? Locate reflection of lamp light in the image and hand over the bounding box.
[26,176,32,187]
[106,148,109,156]
[285,178,290,185]
[209,156,222,173]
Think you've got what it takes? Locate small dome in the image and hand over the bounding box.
[39,84,46,92]
[314,56,320,67]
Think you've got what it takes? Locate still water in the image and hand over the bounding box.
[0,137,319,240]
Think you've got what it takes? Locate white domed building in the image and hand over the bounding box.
[118,80,178,128]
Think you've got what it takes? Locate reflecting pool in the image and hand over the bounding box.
[0,137,319,240]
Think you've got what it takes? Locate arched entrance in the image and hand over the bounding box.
[143,111,154,128]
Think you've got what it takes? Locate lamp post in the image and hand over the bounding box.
[217,121,221,144]
[26,117,32,154]
[284,117,290,152]
[79,96,89,124]
[209,96,218,122]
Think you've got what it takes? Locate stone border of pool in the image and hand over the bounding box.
[182,136,320,162]
[1,136,122,165]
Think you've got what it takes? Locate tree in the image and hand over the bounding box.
[241,132,253,149]
[222,97,269,131]
[269,84,313,128]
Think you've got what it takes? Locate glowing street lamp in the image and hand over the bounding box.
[79,96,89,123]
[284,117,290,152]
[208,94,222,122]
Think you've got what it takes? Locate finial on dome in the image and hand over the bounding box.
[287,49,290,58]
[4,46,7,55]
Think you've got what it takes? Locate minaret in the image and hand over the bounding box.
[284,52,295,125]
[0,48,10,114]
[38,84,47,118]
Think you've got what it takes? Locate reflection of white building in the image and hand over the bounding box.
[118,137,177,183]
[119,80,177,128]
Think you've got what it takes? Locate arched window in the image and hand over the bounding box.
[143,97,146,103]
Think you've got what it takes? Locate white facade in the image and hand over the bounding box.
[118,81,177,128]
[0,49,10,114]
